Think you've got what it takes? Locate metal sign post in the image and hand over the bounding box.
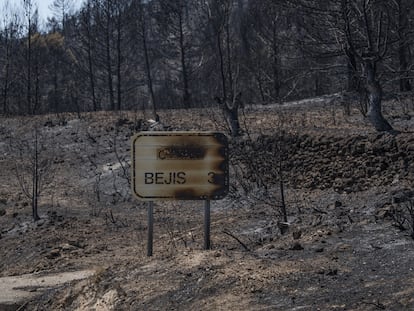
[204,200,211,250]
[147,201,154,257]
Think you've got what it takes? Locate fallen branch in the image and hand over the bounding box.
[16,301,28,311]
[361,300,386,310]
[222,229,251,252]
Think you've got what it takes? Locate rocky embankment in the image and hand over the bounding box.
[234,132,414,193]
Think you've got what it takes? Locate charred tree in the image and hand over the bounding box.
[362,59,392,131]
[396,0,412,92]
[136,0,157,119]
[342,0,394,132]
[208,0,242,137]
[79,0,99,111]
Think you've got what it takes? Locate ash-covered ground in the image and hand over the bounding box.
[0,97,413,310]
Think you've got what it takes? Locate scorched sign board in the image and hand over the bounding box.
[131,132,229,200]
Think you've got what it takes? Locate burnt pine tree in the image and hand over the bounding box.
[12,128,54,221]
[49,0,74,32]
[77,0,99,111]
[244,0,284,103]
[22,0,36,114]
[0,7,20,115]
[130,0,158,119]
[88,0,116,111]
[207,0,242,136]
[287,0,410,128]
[156,0,192,108]
[342,0,393,132]
[396,0,413,92]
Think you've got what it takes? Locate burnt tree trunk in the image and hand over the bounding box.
[225,102,241,136]
[139,0,157,120]
[224,93,241,137]
[178,11,191,108]
[363,61,393,132]
[105,2,115,111]
[214,95,241,137]
[32,129,40,221]
[87,37,98,111]
[2,48,10,115]
[83,2,98,111]
[397,0,412,92]
[345,47,358,93]
[116,10,122,111]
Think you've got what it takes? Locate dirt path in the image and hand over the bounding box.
[0,270,95,309]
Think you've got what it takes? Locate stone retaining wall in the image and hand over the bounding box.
[233,132,414,193]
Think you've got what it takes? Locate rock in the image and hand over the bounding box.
[292,231,302,240]
[333,243,352,252]
[47,248,61,259]
[352,143,366,155]
[0,208,5,217]
[326,268,338,276]
[115,118,133,127]
[36,219,47,227]
[392,190,413,204]
[290,242,304,250]
[60,243,78,252]
[376,204,393,218]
